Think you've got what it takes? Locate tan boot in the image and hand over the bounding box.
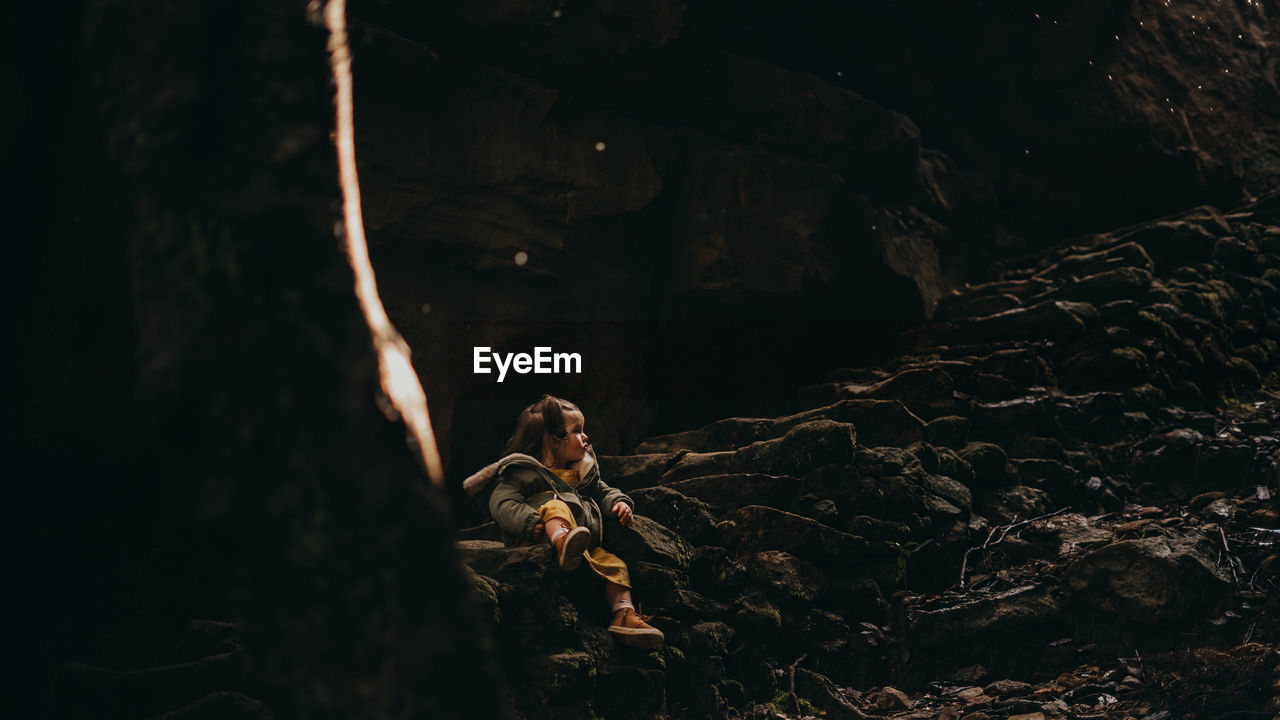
[553,526,591,571]
[608,606,664,648]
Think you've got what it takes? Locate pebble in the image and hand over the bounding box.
[984,679,1035,697]
[869,685,913,710]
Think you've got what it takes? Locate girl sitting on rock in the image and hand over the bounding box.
[468,395,664,648]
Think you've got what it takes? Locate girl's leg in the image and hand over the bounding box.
[538,499,590,570]
[606,581,663,646]
[542,516,570,544]
[605,581,632,611]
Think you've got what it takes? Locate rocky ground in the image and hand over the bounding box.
[46,196,1280,720]
[450,196,1280,720]
[25,3,1280,719]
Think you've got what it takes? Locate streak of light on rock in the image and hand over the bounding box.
[322,0,445,484]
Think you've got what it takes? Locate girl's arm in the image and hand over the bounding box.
[489,470,541,541]
[588,474,633,515]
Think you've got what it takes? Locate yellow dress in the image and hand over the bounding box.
[537,468,631,588]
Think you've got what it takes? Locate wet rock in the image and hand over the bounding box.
[926,415,972,448]
[869,686,913,710]
[959,443,1010,488]
[632,562,690,594]
[790,608,851,655]
[794,668,866,720]
[1065,346,1151,389]
[149,692,273,720]
[921,473,974,511]
[732,590,784,630]
[1065,530,1233,623]
[627,486,719,544]
[737,420,858,476]
[1197,498,1239,522]
[664,474,799,515]
[951,666,989,684]
[600,453,685,492]
[1010,458,1080,497]
[933,447,976,487]
[1049,242,1156,278]
[844,515,913,547]
[686,621,736,655]
[465,567,502,624]
[689,546,743,592]
[936,291,1023,321]
[527,653,597,703]
[726,506,869,566]
[971,397,1052,446]
[1213,235,1263,273]
[664,590,728,620]
[966,301,1090,344]
[803,366,957,414]
[457,541,556,586]
[904,584,1067,647]
[1018,513,1114,556]
[1198,440,1259,484]
[978,486,1052,524]
[984,679,1035,697]
[743,551,825,604]
[1126,221,1219,266]
[1018,437,1068,463]
[1060,266,1153,304]
[597,665,666,719]
[1127,427,1206,489]
[609,517,695,570]
[979,348,1057,389]
[775,399,927,448]
[634,418,772,454]
[659,420,857,482]
[657,450,741,484]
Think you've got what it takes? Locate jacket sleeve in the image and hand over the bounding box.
[588,474,632,514]
[489,468,541,541]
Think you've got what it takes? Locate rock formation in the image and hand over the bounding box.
[456,196,1280,719]
[11,1,1280,719]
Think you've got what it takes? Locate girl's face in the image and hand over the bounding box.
[554,409,590,466]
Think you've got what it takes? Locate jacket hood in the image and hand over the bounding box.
[462,448,598,496]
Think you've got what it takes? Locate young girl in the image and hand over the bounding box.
[481,395,663,648]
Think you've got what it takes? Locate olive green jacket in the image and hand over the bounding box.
[487,449,632,547]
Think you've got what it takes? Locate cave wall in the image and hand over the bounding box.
[14,2,504,717]
[345,0,1280,490]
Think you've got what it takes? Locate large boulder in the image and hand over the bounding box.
[736,420,858,475]
[903,584,1067,647]
[662,474,800,515]
[1065,531,1233,623]
[658,420,857,482]
[607,517,695,571]
[456,541,557,590]
[601,453,686,492]
[743,551,826,604]
[723,505,868,566]
[627,486,720,545]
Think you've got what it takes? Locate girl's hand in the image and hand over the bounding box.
[613,502,633,527]
[531,522,546,542]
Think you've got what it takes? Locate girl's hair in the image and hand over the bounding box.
[504,395,580,462]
